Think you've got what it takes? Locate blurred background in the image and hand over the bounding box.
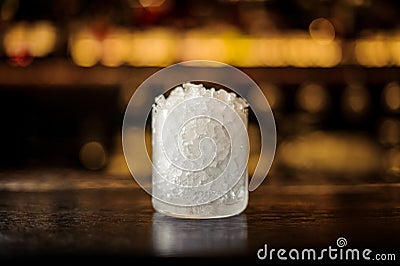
[0,0,399,261]
[0,0,399,185]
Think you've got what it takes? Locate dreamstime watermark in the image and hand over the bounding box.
[257,237,396,261]
[122,60,277,206]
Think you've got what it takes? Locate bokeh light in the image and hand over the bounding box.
[101,30,131,67]
[355,38,390,67]
[259,83,281,110]
[379,119,400,146]
[3,21,56,66]
[1,0,18,21]
[70,29,102,67]
[128,29,176,66]
[278,131,381,174]
[79,141,108,170]
[297,83,328,113]
[309,18,336,44]
[385,148,400,175]
[342,83,369,116]
[27,21,57,57]
[382,82,400,111]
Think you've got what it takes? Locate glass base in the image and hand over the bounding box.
[152,193,248,219]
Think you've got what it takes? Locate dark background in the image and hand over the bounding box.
[0,0,399,264]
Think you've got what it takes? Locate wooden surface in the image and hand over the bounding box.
[0,169,399,264]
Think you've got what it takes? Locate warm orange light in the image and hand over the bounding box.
[101,30,130,67]
[79,141,108,170]
[309,18,335,44]
[1,0,18,21]
[128,29,176,66]
[342,84,369,115]
[383,82,400,111]
[139,0,166,8]
[278,132,381,174]
[70,29,102,67]
[70,38,102,67]
[27,21,57,57]
[287,37,310,67]
[259,83,281,109]
[297,83,327,113]
[4,21,56,59]
[379,119,400,145]
[312,41,342,67]
[66,28,344,67]
[3,22,28,57]
[355,39,390,67]
[229,37,253,67]
[386,148,400,174]
[388,38,400,66]
[181,34,228,62]
[257,39,286,67]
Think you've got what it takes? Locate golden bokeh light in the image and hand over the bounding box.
[64,26,346,68]
[234,35,341,68]
[312,41,342,67]
[3,21,57,59]
[342,84,369,115]
[27,21,57,57]
[385,148,400,175]
[379,119,400,146]
[70,29,102,67]
[355,39,390,67]
[3,22,28,57]
[101,30,131,67]
[389,39,400,66]
[128,29,176,66]
[383,82,400,111]
[278,131,381,174]
[287,37,309,67]
[79,141,108,170]
[229,37,253,67]
[297,83,328,113]
[181,33,228,62]
[1,0,18,21]
[256,39,286,67]
[259,83,281,109]
[138,0,166,8]
[309,18,336,44]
